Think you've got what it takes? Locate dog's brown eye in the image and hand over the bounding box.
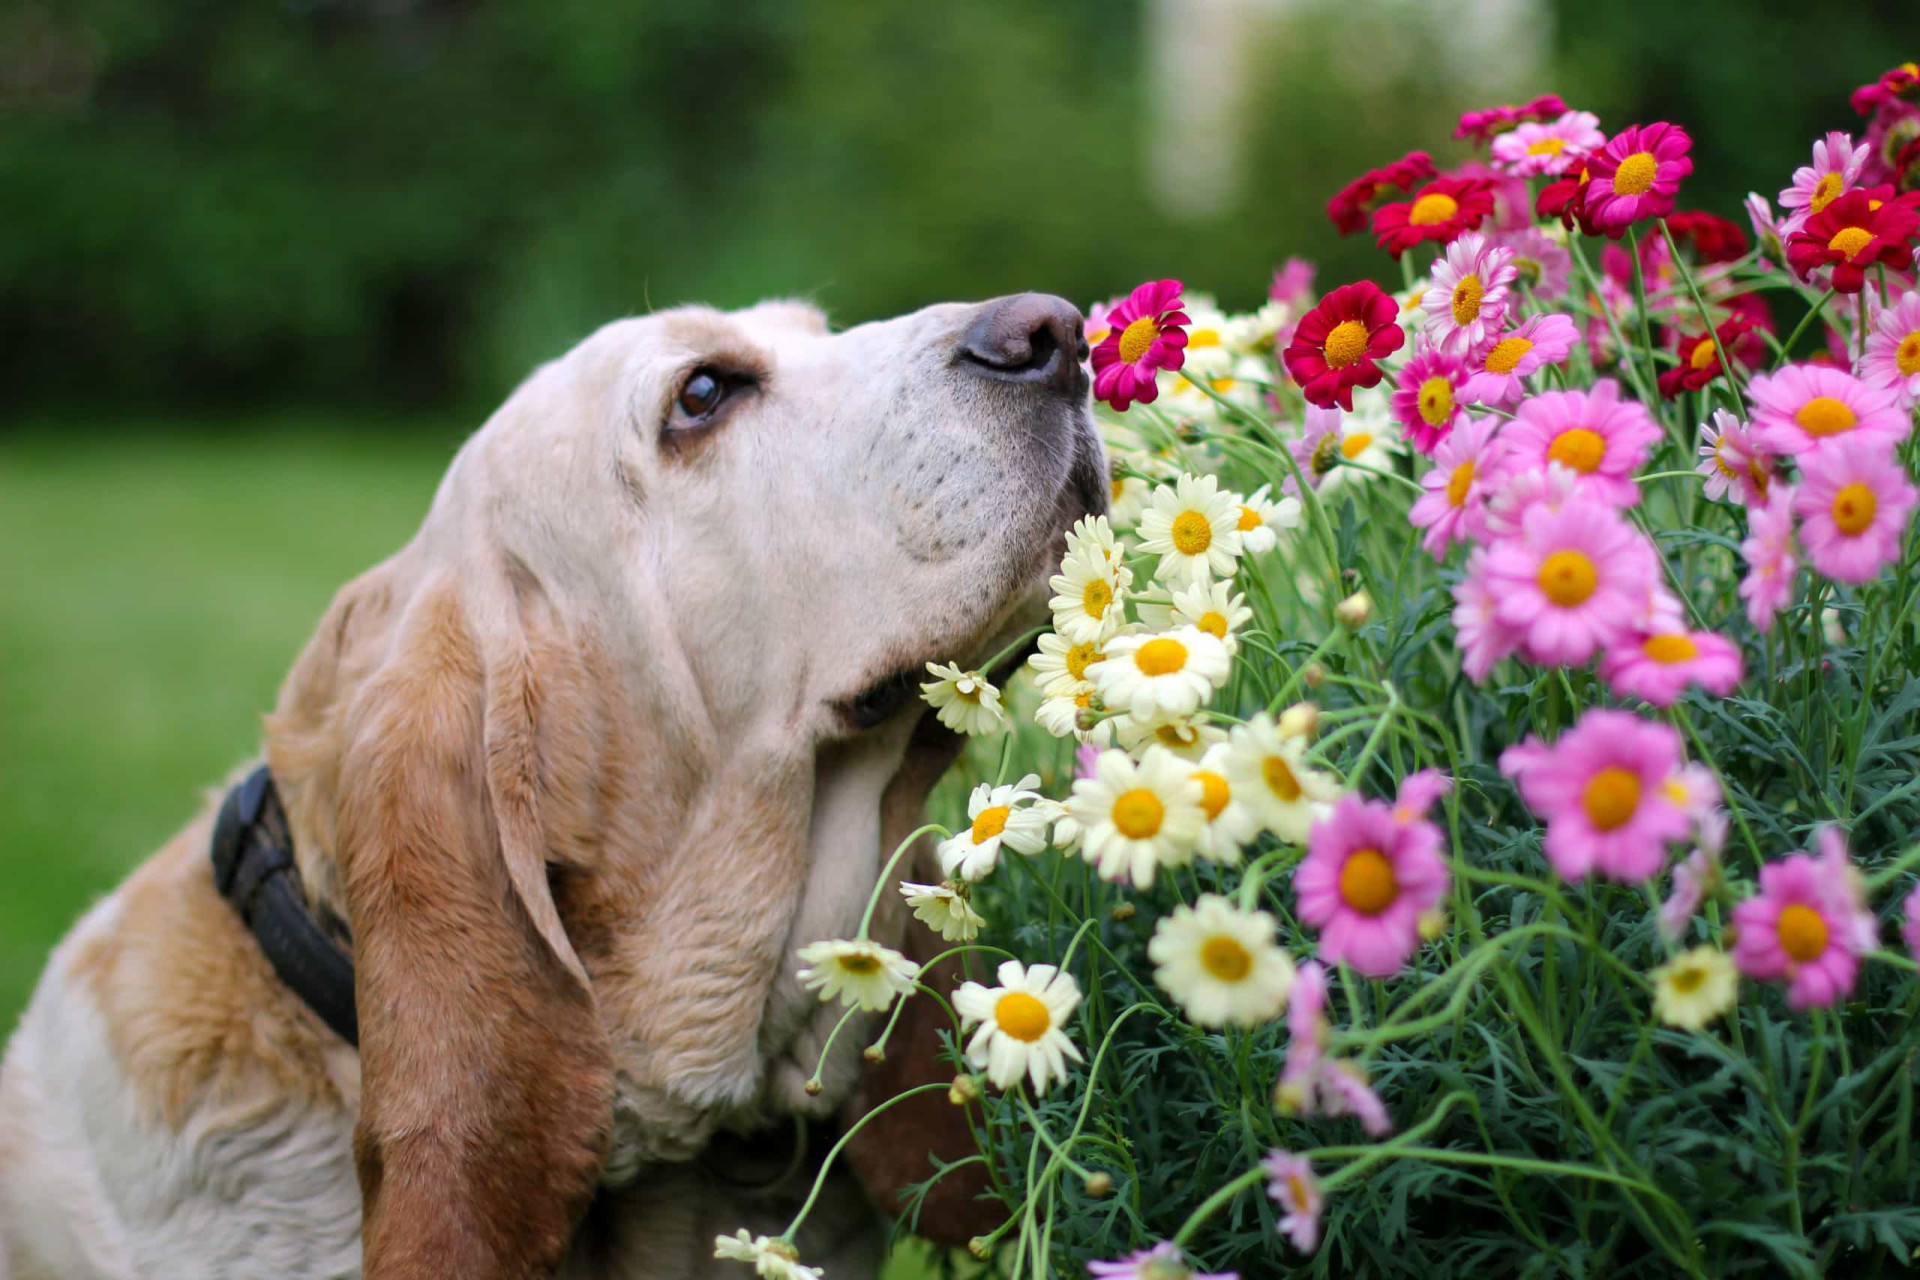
[677,371,723,419]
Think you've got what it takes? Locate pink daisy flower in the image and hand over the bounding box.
[1695,409,1775,507]
[1499,709,1692,882]
[1659,823,1725,945]
[1281,960,1329,1092]
[1270,257,1317,310]
[1411,414,1499,560]
[1777,131,1870,237]
[1492,227,1573,300]
[1483,460,1580,539]
[1295,793,1450,977]
[1746,192,1786,262]
[1323,1061,1391,1134]
[1731,848,1864,1010]
[1392,345,1471,454]
[1498,379,1660,508]
[1598,628,1745,707]
[1490,110,1606,177]
[1749,362,1911,460]
[1088,1243,1237,1280]
[1288,405,1345,492]
[1421,234,1517,357]
[1903,883,1920,965]
[1792,434,1920,584]
[1862,288,1920,407]
[1090,279,1191,412]
[1264,1152,1324,1254]
[1451,546,1522,682]
[1739,484,1800,633]
[1814,827,1880,956]
[1485,496,1657,667]
[1584,123,1693,232]
[1460,312,1580,407]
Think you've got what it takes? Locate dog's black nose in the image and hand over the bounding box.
[959,293,1088,396]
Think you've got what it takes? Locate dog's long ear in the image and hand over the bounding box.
[273,567,613,1279]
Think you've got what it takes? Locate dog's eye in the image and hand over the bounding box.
[838,668,918,731]
[668,367,751,431]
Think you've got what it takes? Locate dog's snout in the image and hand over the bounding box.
[959,293,1088,395]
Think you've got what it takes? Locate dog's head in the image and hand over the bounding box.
[266,294,1101,1276]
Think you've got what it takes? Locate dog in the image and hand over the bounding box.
[0,293,1103,1279]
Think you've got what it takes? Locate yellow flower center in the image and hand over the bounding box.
[1338,849,1398,915]
[1527,136,1567,157]
[1795,396,1857,437]
[1323,319,1370,369]
[1512,255,1543,286]
[1643,633,1699,663]
[954,677,983,704]
[1111,788,1165,839]
[1612,151,1658,196]
[1832,482,1877,535]
[1484,336,1534,375]
[1287,1174,1312,1208]
[1237,505,1263,531]
[1196,610,1229,639]
[1341,432,1373,460]
[1171,510,1214,555]
[1776,903,1829,964]
[1547,427,1606,473]
[1081,577,1112,620]
[994,991,1052,1042]
[1446,460,1477,507]
[839,953,881,975]
[1712,436,1741,480]
[1111,477,1127,501]
[1408,192,1460,225]
[1263,755,1303,802]
[1155,723,1197,749]
[1133,637,1189,676]
[1187,327,1221,348]
[1899,331,1920,376]
[971,805,1010,844]
[1418,376,1455,425]
[1450,274,1485,327]
[1199,935,1253,982]
[1827,225,1875,259]
[1065,642,1102,682]
[1117,315,1161,365]
[1537,550,1599,607]
[1689,338,1720,371]
[1193,770,1231,820]
[1669,963,1706,994]
[1810,171,1844,215]
[1582,767,1641,830]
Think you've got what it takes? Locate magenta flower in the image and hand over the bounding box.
[1460,312,1580,407]
[1748,363,1910,460]
[1492,226,1573,299]
[1295,794,1450,977]
[1088,1243,1236,1280]
[1903,883,1920,965]
[1696,409,1775,507]
[1497,379,1660,508]
[1584,123,1693,232]
[1282,959,1329,1091]
[1392,344,1471,454]
[1090,279,1191,412]
[1270,257,1317,310]
[1659,833,1724,946]
[1792,435,1919,583]
[1264,1152,1325,1254]
[1484,495,1658,667]
[1778,131,1870,236]
[1500,709,1692,882]
[1739,484,1800,633]
[1731,847,1865,1010]
[1411,414,1499,560]
[1490,110,1606,177]
[1421,233,1517,357]
[1862,288,1920,407]
[1598,628,1745,707]
[1451,545,1524,681]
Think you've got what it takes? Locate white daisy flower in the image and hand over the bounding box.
[936,774,1048,881]
[1137,579,1253,656]
[953,959,1086,1094]
[1234,483,1302,554]
[1035,796,1081,850]
[1220,299,1291,354]
[1107,472,1153,531]
[1064,512,1125,568]
[1115,709,1227,762]
[1066,746,1208,888]
[1047,544,1130,645]
[795,938,918,1012]
[1189,742,1259,864]
[1649,946,1738,1032]
[920,662,1004,736]
[1035,687,1111,743]
[1136,473,1245,588]
[1089,626,1231,723]
[1318,386,1404,499]
[1148,894,1297,1028]
[899,881,985,942]
[1222,714,1340,845]
[713,1229,823,1280]
[1026,631,1108,700]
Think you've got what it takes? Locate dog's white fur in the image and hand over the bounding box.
[0,297,1100,1279]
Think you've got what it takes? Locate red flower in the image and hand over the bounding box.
[1283,282,1405,410]
[1658,315,1756,399]
[1454,94,1570,145]
[1897,137,1920,190]
[1371,176,1496,258]
[1327,151,1437,235]
[1535,158,1614,238]
[1665,210,1751,264]
[1851,62,1920,118]
[1786,188,1920,293]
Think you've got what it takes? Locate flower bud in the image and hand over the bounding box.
[969,1237,992,1260]
[1272,1079,1308,1115]
[948,1074,981,1106]
[1335,591,1373,629]
[1277,701,1320,739]
[803,1077,823,1097]
[1084,1171,1113,1198]
[1110,902,1137,922]
[1302,662,1327,689]
[863,1044,886,1064]
[1418,908,1450,942]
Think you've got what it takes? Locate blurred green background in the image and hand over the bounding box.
[0,0,1906,1182]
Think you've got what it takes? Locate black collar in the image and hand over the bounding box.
[210,766,359,1046]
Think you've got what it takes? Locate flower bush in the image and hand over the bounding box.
[723,64,1920,1280]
